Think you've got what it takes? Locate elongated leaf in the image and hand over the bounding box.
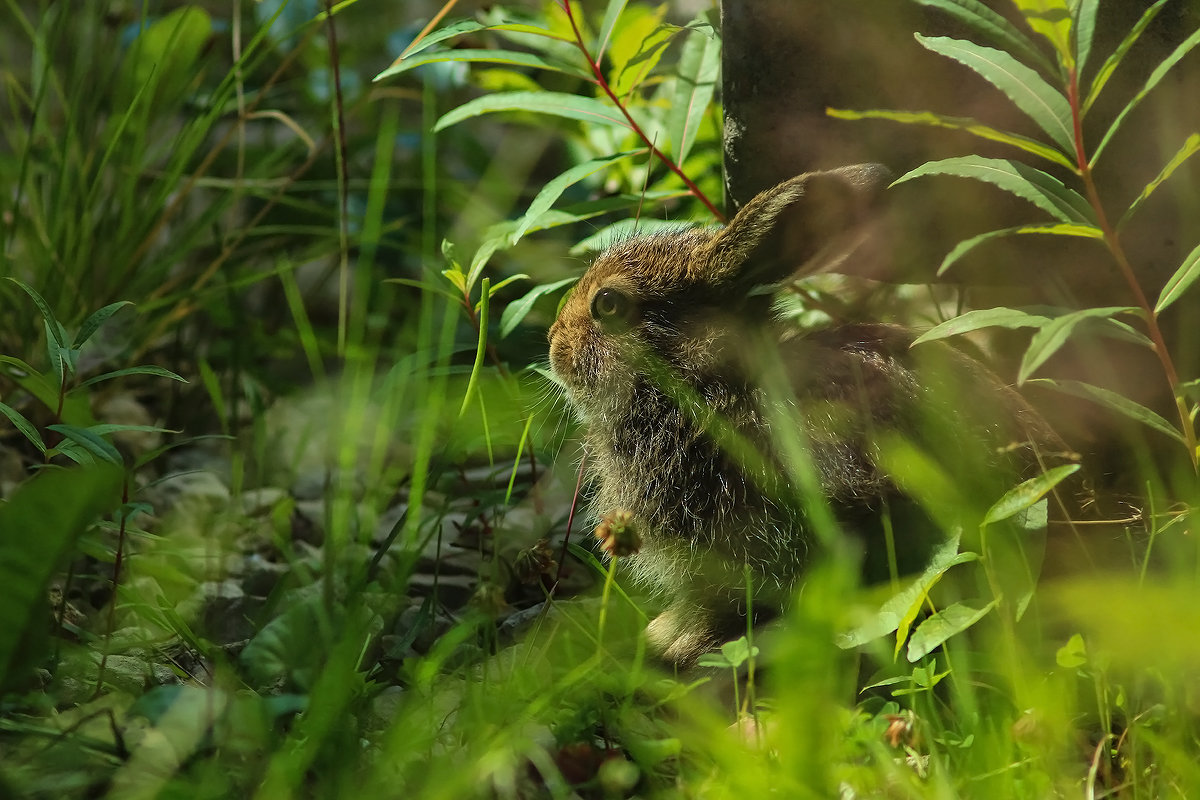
[607,4,672,97]
[499,276,578,337]
[1073,0,1099,77]
[47,424,124,464]
[907,600,998,661]
[0,401,46,453]
[375,19,484,80]
[435,91,630,132]
[1012,0,1074,66]
[0,355,58,410]
[460,278,490,417]
[827,108,1075,170]
[983,464,1080,524]
[6,278,65,348]
[0,465,122,691]
[1121,133,1200,230]
[1093,25,1200,165]
[375,48,586,81]
[77,365,188,389]
[510,151,644,246]
[669,19,720,164]
[1029,377,1185,443]
[912,0,1054,74]
[1155,242,1200,314]
[1018,306,1138,382]
[911,307,1053,345]
[936,222,1102,275]
[1082,0,1169,115]
[915,35,1075,152]
[74,301,133,349]
[84,423,179,437]
[384,278,461,303]
[894,156,1094,223]
[570,219,697,254]
[597,0,630,60]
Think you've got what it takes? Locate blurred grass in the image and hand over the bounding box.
[0,1,1197,798]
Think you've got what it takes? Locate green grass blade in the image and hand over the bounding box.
[913,0,1055,73]
[936,222,1102,275]
[1092,23,1200,165]
[915,35,1075,152]
[1081,0,1169,115]
[1029,378,1186,443]
[828,107,1076,170]
[0,464,122,691]
[434,91,632,132]
[893,156,1094,223]
[1120,133,1200,231]
[1155,242,1200,315]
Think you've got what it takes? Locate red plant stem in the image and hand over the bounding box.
[94,477,130,698]
[552,449,588,592]
[1066,67,1197,468]
[558,1,726,223]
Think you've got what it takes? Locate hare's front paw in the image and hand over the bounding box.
[645,604,719,668]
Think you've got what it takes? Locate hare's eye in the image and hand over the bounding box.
[590,287,633,328]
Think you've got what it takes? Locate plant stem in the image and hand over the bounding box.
[558,1,726,223]
[1066,68,1198,469]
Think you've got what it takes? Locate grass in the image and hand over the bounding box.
[1,1,1199,798]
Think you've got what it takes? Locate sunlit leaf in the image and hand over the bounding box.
[1012,0,1074,67]
[1055,632,1088,668]
[435,91,631,132]
[596,0,631,60]
[374,48,587,81]
[935,222,1102,275]
[911,307,1053,346]
[570,218,697,254]
[1028,378,1185,444]
[607,4,673,97]
[670,17,720,164]
[1081,0,1169,115]
[894,156,1094,223]
[827,108,1076,170]
[510,151,644,246]
[983,465,1080,525]
[915,35,1074,152]
[912,0,1054,74]
[907,599,997,661]
[1121,133,1200,230]
[1092,24,1200,165]
[1018,307,1138,383]
[499,276,578,338]
[1155,242,1200,314]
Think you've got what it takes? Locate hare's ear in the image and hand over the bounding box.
[702,164,891,290]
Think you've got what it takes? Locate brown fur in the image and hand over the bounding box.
[548,166,1061,667]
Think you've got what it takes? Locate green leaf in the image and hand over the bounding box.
[915,35,1074,152]
[1018,307,1138,383]
[1120,133,1200,230]
[114,6,212,111]
[0,355,58,411]
[1056,632,1088,668]
[73,301,133,349]
[374,48,587,81]
[46,424,124,465]
[1092,24,1200,165]
[836,533,978,652]
[912,0,1054,74]
[385,278,462,303]
[911,307,1053,346]
[1081,0,1169,115]
[510,151,643,246]
[77,365,188,389]
[893,156,1094,223]
[1155,242,1200,314]
[669,18,720,164]
[827,108,1076,170]
[907,600,998,661]
[0,401,46,454]
[434,91,631,132]
[606,4,672,97]
[936,222,1102,275]
[571,219,697,254]
[1029,378,1185,444]
[983,464,1080,525]
[6,278,65,348]
[391,18,485,60]
[596,0,631,60]
[484,274,529,298]
[719,636,758,669]
[1011,0,1074,67]
[499,276,578,338]
[1072,0,1099,77]
[460,278,490,417]
[0,465,123,691]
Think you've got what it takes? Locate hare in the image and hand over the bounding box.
[547,165,1061,667]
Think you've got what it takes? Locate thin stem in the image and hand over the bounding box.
[558,1,725,223]
[1066,67,1197,468]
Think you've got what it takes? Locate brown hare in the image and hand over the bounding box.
[548,165,1060,667]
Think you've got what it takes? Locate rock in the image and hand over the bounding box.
[92,392,163,459]
[238,487,289,516]
[152,470,230,512]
